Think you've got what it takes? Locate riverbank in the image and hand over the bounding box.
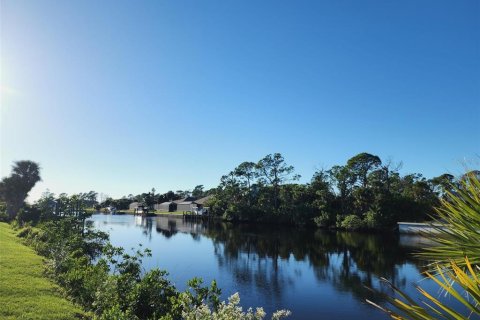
[0,223,85,320]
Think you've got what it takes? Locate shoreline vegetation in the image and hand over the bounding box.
[5,216,290,320]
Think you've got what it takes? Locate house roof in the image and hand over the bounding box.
[177,201,194,205]
[194,196,212,205]
[173,197,196,204]
[159,201,174,205]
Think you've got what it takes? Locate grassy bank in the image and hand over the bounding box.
[0,223,85,319]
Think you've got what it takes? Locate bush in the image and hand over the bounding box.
[16,205,41,224]
[363,210,380,229]
[0,202,9,222]
[340,215,364,231]
[181,292,291,320]
[314,211,335,228]
[17,226,33,238]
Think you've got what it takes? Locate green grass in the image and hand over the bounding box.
[0,223,85,319]
[155,211,184,215]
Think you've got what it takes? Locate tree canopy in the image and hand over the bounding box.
[207,152,459,229]
[0,160,41,219]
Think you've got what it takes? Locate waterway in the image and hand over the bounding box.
[90,214,449,319]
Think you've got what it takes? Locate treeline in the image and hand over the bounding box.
[26,186,213,212]
[1,156,476,231]
[206,152,471,230]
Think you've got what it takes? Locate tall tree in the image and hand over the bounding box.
[175,190,191,198]
[256,153,299,210]
[0,160,41,219]
[328,165,354,199]
[36,189,57,221]
[84,190,98,207]
[430,173,455,199]
[346,153,382,188]
[234,162,257,204]
[328,165,355,215]
[192,185,205,198]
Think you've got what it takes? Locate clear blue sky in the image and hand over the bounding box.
[1,0,479,201]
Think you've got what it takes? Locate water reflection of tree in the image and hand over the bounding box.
[309,231,414,301]
[134,216,153,240]
[212,233,294,301]
[203,222,423,303]
[149,217,426,304]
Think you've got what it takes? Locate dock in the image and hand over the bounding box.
[182,211,213,221]
[397,222,448,234]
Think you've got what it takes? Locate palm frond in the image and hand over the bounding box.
[419,174,480,266]
[368,258,480,319]
[368,173,480,319]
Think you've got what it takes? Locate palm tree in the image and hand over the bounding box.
[0,160,41,219]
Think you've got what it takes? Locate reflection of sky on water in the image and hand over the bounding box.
[90,214,461,319]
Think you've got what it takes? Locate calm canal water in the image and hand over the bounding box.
[90,214,442,319]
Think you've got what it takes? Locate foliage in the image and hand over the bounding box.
[368,172,480,319]
[313,210,334,227]
[346,152,382,188]
[419,172,480,266]
[207,152,449,229]
[192,185,206,198]
[0,160,41,219]
[16,204,42,224]
[0,202,8,222]
[368,258,480,319]
[181,292,291,320]
[256,153,300,210]
[363,208,382,229]
[340,215,364,231]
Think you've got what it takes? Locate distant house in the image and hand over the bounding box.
[155,201,177,212]
[193,196,212,209]
[174,197,197,212]
[129,202,140,210]
[176,201,195,212]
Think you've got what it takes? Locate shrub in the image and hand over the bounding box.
[340,215,364,231]
[314,210,335,228]
[128,269,179,319]
[17,226,33,238]
[16,205,41,224]
[0,205,8,222]
[181,292,291,320]
[363,210,380,229]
